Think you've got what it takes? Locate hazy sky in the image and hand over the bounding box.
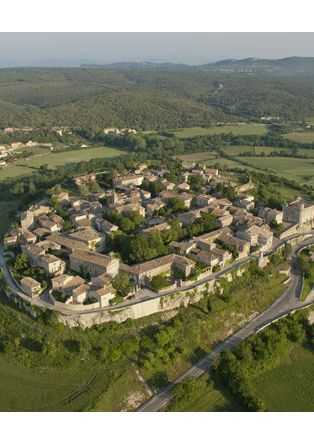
[1,33,314,67]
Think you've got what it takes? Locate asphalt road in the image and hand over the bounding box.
[136,237,314,412]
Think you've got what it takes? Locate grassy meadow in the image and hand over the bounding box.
[0,146,125,181]
[285,131,314,144]
[170,124,268,139]
[253,345,314,411]
[221,145,314,158]
[235,156,314,186]
[0,356,119,412]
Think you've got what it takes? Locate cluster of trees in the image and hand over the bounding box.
[188,174,205,192]
[103,210,144,234]
[107,229,169,264]
[140,179,166,197]
[10,253,49,289]
[297,249,314,294]
[216,239,238,259]
[112,272,134,297]
[139,319,184,373]
[150,274,170,292]
[214,312,309,411]
[168,376,207,411]
[106,213,218,264]
[238,147,309,159]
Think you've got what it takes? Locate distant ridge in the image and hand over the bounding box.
[80,56,314,74]
[80,61,190,70]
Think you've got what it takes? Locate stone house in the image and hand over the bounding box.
[69,228,105,250]
[204,168,219,177]
[93,218,119,234]
[69,250,120,277]
[51,274,86,296]
[236,224,273,251]
[74,173,97,187]
[20,277,42,298]
[195,250,220,267]
[171,240,196,255]
[3,234,18,248]
[146,198,165,216]
[182,161,196,170]
[113,174,144,187]
[176,209,202,227]
[124,254,194,285]
[258,207,283,225]
[38,254,66,275]
[210,208,233,228]
[234,194,255,211]
[18,229,37,245]
[176,182,191,192]
[87,285,116,307]
[52,192,70,206]
[114,203,146,217]
[37,214,63,233]
[47,233,89,253]
[216,232,250,259]
[194,194,215,208]
[195,228,227,252]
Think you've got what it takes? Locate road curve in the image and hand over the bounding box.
[136,237,314,412]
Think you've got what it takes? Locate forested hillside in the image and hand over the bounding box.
[1,66,314,128]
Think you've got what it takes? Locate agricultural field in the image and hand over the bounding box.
[221,145,314,158]
[235,156,314,186]
[0,358,149,412]
[170,124,268,139]
[0,146,125,181]
[253,345,314,411]
[0,356,117,412]
[284,131,314,144]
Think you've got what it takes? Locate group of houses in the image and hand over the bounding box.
[5,160,301,311]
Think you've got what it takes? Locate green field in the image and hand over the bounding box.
[0,359,148,412]
[221,145,314,158]
[170,124,268,139]
[0,146,125,181]
[0,356,114,412]
[236,156,314,186]
[253,345,314,411]
[285,131,314,144]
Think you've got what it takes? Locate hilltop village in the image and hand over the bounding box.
[3,160,314,320]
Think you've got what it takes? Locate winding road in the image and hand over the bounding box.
[136,236,314,412]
